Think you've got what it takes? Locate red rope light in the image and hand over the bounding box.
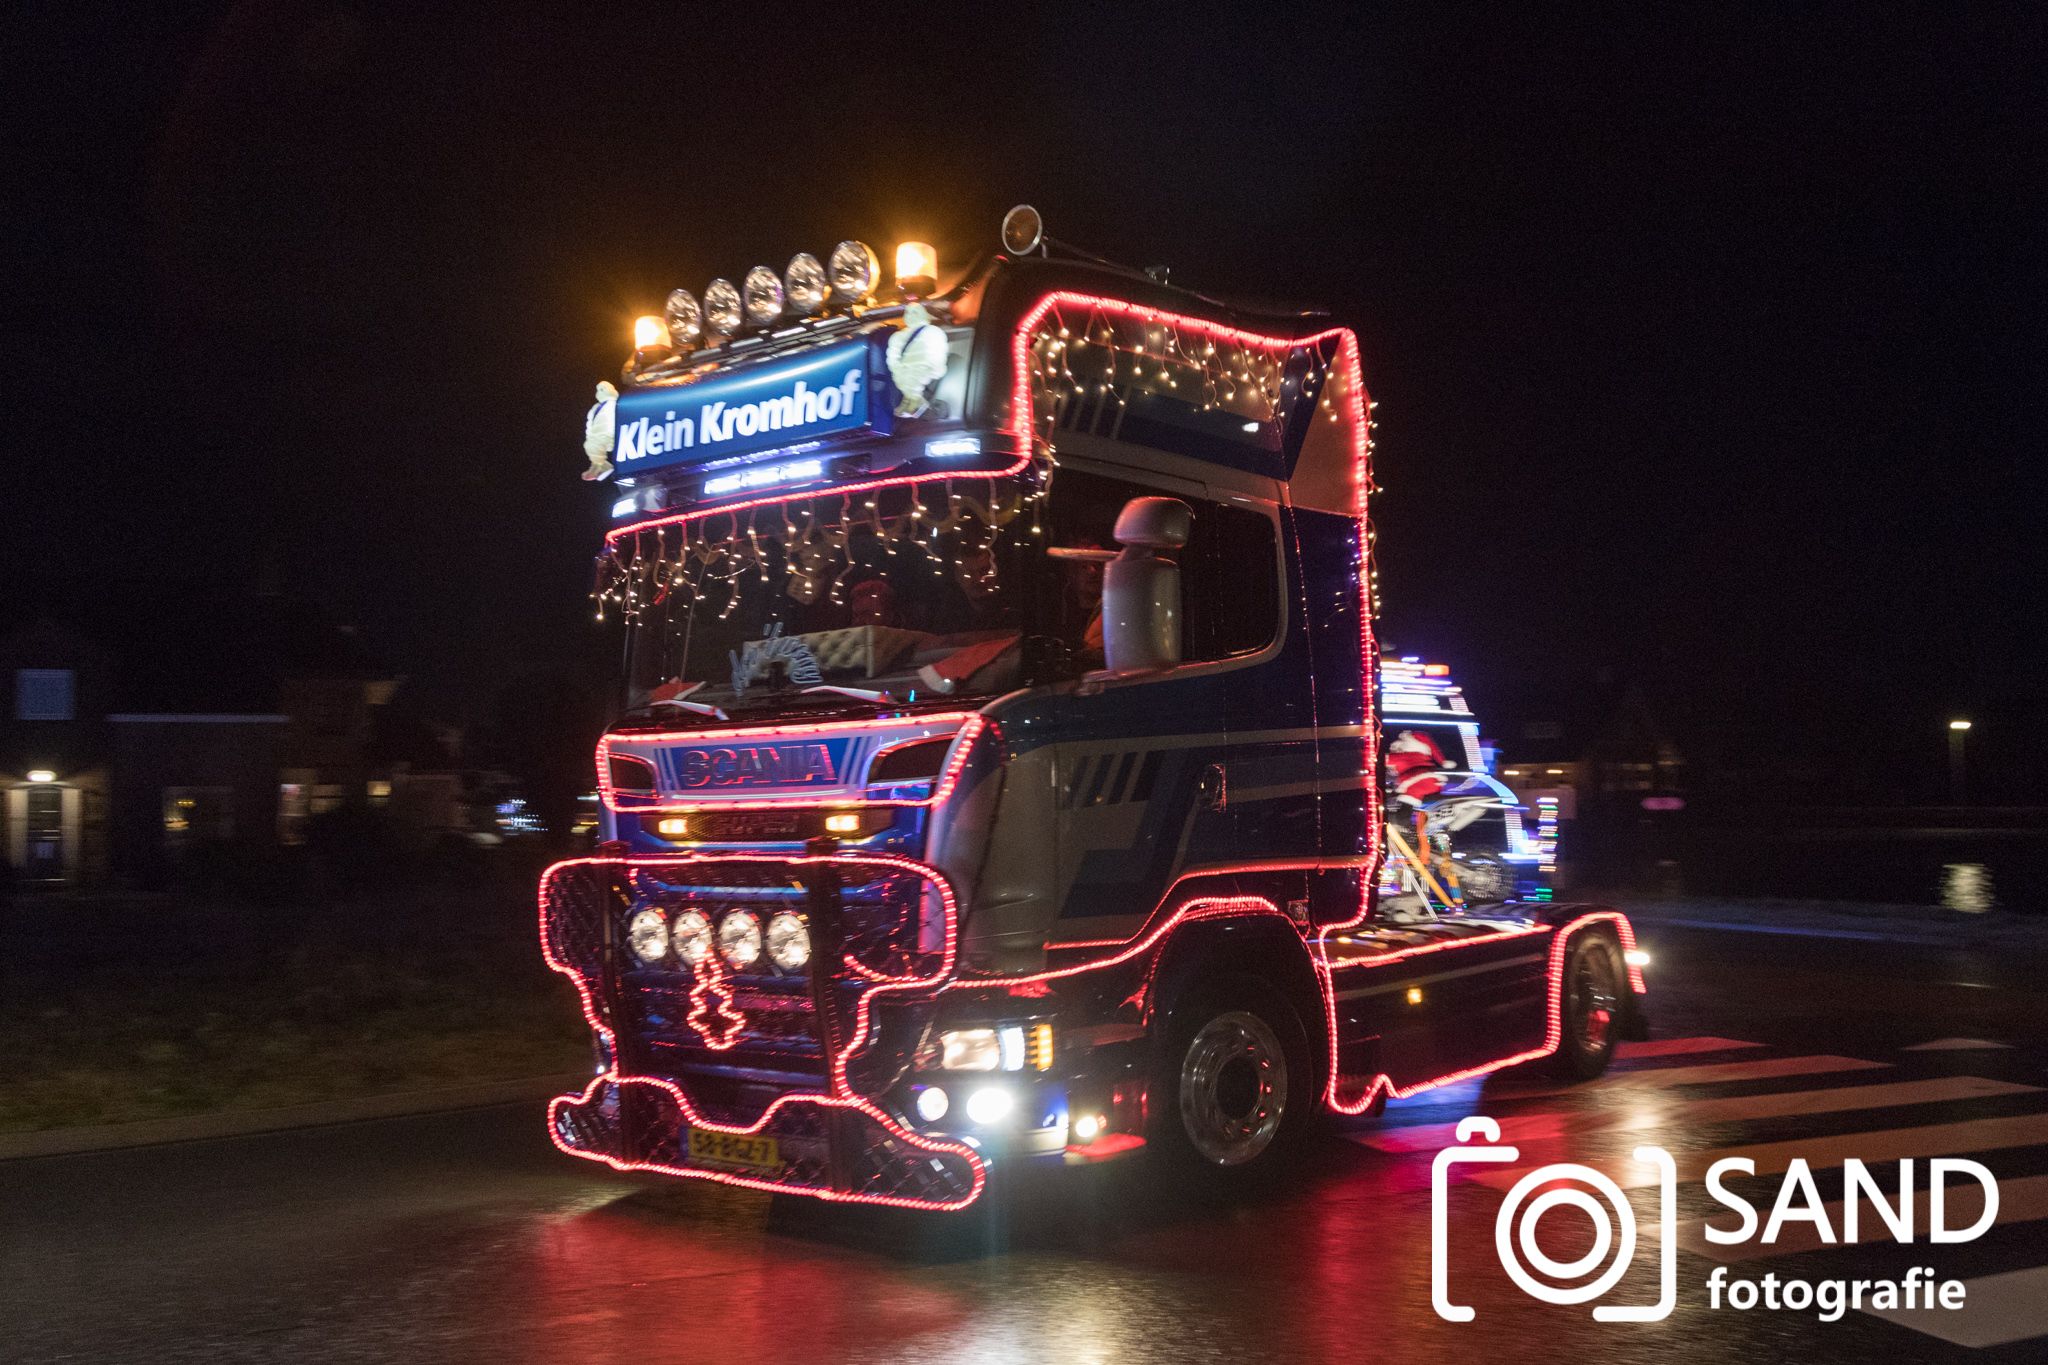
[1320,910,1646,1114]
[547,1073,986,1211]
[683,949,748,1051]
[540,851,986,1210]
[1006,292,1383,918]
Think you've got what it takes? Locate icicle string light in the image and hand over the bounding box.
[588,477,1046,627]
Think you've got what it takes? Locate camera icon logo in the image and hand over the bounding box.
[1432,1116,1676,1322]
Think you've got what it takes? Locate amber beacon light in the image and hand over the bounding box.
[895,240,938,298]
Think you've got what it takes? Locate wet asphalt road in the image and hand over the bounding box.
[7,918,2048,1365]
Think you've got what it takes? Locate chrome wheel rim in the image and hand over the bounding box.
[1571,947,1621,1053]
[1179,1009,1288,1165]
[1454,855,1509,903]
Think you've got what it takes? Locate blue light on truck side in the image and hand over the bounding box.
[701,456,824,496]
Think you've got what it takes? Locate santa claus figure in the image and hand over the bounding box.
[1385,729,1451,802]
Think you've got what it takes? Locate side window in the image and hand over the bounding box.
[1184,501,1280,660]
[1040,468,1280,671]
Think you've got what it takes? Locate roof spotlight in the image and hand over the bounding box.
[1001,204,1044,255]
[828,240,879,306]
[743,265,785,327]
[784,251,827,315]
[664,288,703,349]
[703,278,742,339]
[632,315,667,351]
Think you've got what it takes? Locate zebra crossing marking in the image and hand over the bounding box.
[1381,1049,1892,1114]
[1620,1075,2039,1130]
[1904,1038,2014,1052]
[1861,1264,2048,1349]
[1616,1036,1763,1059]
[1365,1075,2037,1156]
[1472,1111,2048,1191]
[1675,1171,2048,1263]
[1606,1054,1890,1088]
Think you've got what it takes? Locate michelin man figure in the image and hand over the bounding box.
[885,302,949,418]
[581,381,618,481]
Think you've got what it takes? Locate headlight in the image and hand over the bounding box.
[670,908,712,964]
[626,908,668,963]
[717,910,763,968]
[939,1027,1002,1071]
[933,1025,1048,1070]
[664,288,702,349]
[784,252,827,315]
[742,265,784,328]
[914,1085,949,1122]
[828,240,879,305]
[766,911,810,970]
[964,1086,1013,1126]
[703,278,742,339]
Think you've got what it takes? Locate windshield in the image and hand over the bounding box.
[601,478,1077,718]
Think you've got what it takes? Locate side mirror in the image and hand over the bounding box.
[1101,497,1191,675]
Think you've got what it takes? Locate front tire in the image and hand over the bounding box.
[1554,930,1625,1080]
[1155,977,1312,1177]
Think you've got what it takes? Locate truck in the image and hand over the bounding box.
[1378,654,1560,908]
[541,209,1647,1210]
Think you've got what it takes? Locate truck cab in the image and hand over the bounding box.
[542,215,1646,1209]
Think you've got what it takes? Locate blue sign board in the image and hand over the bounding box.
[654,737,856,793]
[612,337,886,476]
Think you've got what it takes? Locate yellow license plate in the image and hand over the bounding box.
[687,1126,780,1172]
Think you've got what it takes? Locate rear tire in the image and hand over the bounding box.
[1154,976,1313,1179]
[1553,930,1625,1080]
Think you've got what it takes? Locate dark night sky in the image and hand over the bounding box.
[6,4,2045,798]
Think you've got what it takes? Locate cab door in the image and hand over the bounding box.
[1203,493,1317,870]
[1037,466,1237,943]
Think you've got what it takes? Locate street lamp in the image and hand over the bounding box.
[1948,720,1972,804]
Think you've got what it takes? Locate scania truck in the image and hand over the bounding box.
[542,209,1647,1210]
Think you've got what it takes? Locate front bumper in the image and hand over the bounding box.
[550,1072,985,1209]
[540,853,990,1210]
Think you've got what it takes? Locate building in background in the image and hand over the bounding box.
[0,622,113,887]
[0,594,425,891]
[1491,678,1686,884]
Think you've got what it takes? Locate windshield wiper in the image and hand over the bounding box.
[644,680,728,721]
[801,684,896,705]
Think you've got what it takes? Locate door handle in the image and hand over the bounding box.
[1196,763,1228,812]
